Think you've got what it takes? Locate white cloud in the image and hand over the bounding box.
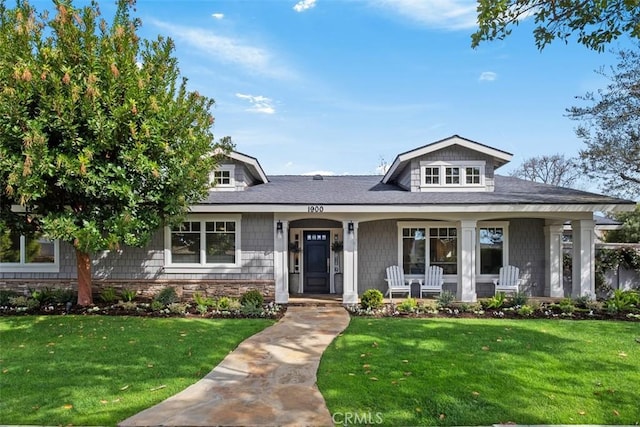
[371,0,477,30]
[211,13,224,19]
[479,71,497,82]
[293,0,316,12]
[236,93,276,114]
[151,20,295,80]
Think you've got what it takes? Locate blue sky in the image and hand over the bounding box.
[89,1,634,176]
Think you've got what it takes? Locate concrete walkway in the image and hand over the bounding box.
[118,305,350,427]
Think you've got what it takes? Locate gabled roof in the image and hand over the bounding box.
[227,150,269,184]
[382,135,513,184]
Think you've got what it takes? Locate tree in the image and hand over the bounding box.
[605,204,640,243]
[567,47,640,199]
[472,0,640,51]
[0,0,232,305]
[509,154,581,187]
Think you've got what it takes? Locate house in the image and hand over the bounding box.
[0,135,635,303]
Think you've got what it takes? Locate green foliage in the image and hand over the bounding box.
[30,287,55,305]
[0,289,18,305]
[605,289,640,314]
[397,297,418,313]
[193,292,215,307]
[486,292,506,309]
[52,288,76,304]
[240,300,264,316]
[150,300,164,311]
[0,0,233,304]
[100,287,118,303]
[120,288,137,302]
[517,305,534,317]
[360,289,384,310]
[239,289,264,307]
[166,302,188,315]
[559,298,576,314]
[472,0,640,51]
[510,291,529,307]
[154,287,179,306]
[606,204,640,242]
[436,290,456,308]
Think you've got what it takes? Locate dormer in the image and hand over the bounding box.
[382,135,512,192]
[209,151,268,191]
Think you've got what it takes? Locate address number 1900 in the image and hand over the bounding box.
[307,205,324,213]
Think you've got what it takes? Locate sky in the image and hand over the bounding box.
[43,0,638,178]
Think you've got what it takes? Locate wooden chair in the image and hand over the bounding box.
[384,265,411,302]
[420,265,444,298]
[493,265,521,295]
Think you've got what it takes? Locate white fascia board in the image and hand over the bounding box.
[189,203,634,214]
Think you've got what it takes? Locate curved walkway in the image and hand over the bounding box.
[119,305,350,427]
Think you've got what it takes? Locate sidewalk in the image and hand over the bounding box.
[118,305,350,427]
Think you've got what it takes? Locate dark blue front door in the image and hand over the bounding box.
[303,231,330,293]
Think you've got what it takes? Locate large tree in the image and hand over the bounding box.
[472,0,640,51]
[509,153,581,187]
[0,0,232,305]
[567,47,640,199]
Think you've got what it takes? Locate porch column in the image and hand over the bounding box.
[458,220,477,302]
[274,219,289,304]
[544,221,565,298]
[571,219,596,299]
[342,220,359,305]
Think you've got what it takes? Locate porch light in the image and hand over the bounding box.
[276,220,283,235]
[348,222,354,234]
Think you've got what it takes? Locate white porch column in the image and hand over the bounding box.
[342,220,359,305]
[274,220,289,304]
[544,221,565,298]
[458,220,477,302]
[571,219,596,299]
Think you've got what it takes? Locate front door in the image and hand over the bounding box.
[303,231,330,293]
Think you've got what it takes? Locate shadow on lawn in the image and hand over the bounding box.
[318,318,640,426]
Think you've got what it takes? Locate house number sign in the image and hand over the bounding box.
[307,205,324,213]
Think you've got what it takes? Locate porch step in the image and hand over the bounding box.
[288,294,343,306]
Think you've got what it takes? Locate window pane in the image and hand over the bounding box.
[445,167,460,184]
[402,228,425,275]
[26,235,55,263]
[466,167,481,184]
[206,232,235,263]
[480,228,503,274]
[171,222,201,263]
[0,229,21,263]
[429,227,457,274]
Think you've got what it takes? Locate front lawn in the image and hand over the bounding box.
[318,318,640,426]
[0,316,273,426]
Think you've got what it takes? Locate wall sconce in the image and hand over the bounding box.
[348,222,354,234]
[276,220,283,235]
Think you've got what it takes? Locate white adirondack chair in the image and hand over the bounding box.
[493,265,521,295]
[420,265,444,298]
[385,265,411,301]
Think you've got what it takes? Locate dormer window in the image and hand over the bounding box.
[420,161,485,190]
[210,165,235,191]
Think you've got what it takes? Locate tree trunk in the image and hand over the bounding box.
[76,249,93,306]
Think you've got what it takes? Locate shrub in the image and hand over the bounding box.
[436,290,456,308]
[240,289,264,307]
[150,300,164,311]
[30,287,55,304]
[397,298,418,313]
[240,300,264,316]
[100,287,118,303]
[510,291,529,307]
[196,304,209,315]
[193,292,215,307]
[0,290,18,305]
[118,300,138,311]
[53,288,76,304]
[360,289,384,309]
[167,302,188,315]
[486,292,506,309]
[558,298,575,314]
[154,287,179,306]
[121,289,137,302]
[517,305,534,316]
[605,289,639,314]
[217,296,232,310]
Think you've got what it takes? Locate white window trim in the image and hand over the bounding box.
[163,214,241,273]
[397,221,459,282]
[0,236,60,273]
[419,160,486,191]
[476,221,509,278]
[209,164,236,191]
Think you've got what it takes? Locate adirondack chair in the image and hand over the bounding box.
[493,265,521,295]
[420,265,444,298]
[384,265,411,301]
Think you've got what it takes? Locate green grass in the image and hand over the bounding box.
[318,318,640,426]
[0,315,273,426]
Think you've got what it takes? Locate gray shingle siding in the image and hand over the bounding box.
[509,218,546,296]
[357,220,397,294]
